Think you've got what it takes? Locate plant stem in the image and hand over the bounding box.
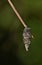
[8,0,27,28]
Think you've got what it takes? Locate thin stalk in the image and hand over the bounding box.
[8,0,27,28]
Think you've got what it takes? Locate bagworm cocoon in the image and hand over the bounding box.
[23,27,32,51]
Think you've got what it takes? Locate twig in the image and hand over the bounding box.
[8,0,27,28]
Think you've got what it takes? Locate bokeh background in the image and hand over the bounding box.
[0,0,42,65]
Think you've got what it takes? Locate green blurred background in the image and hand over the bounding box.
[0,0,42,65]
